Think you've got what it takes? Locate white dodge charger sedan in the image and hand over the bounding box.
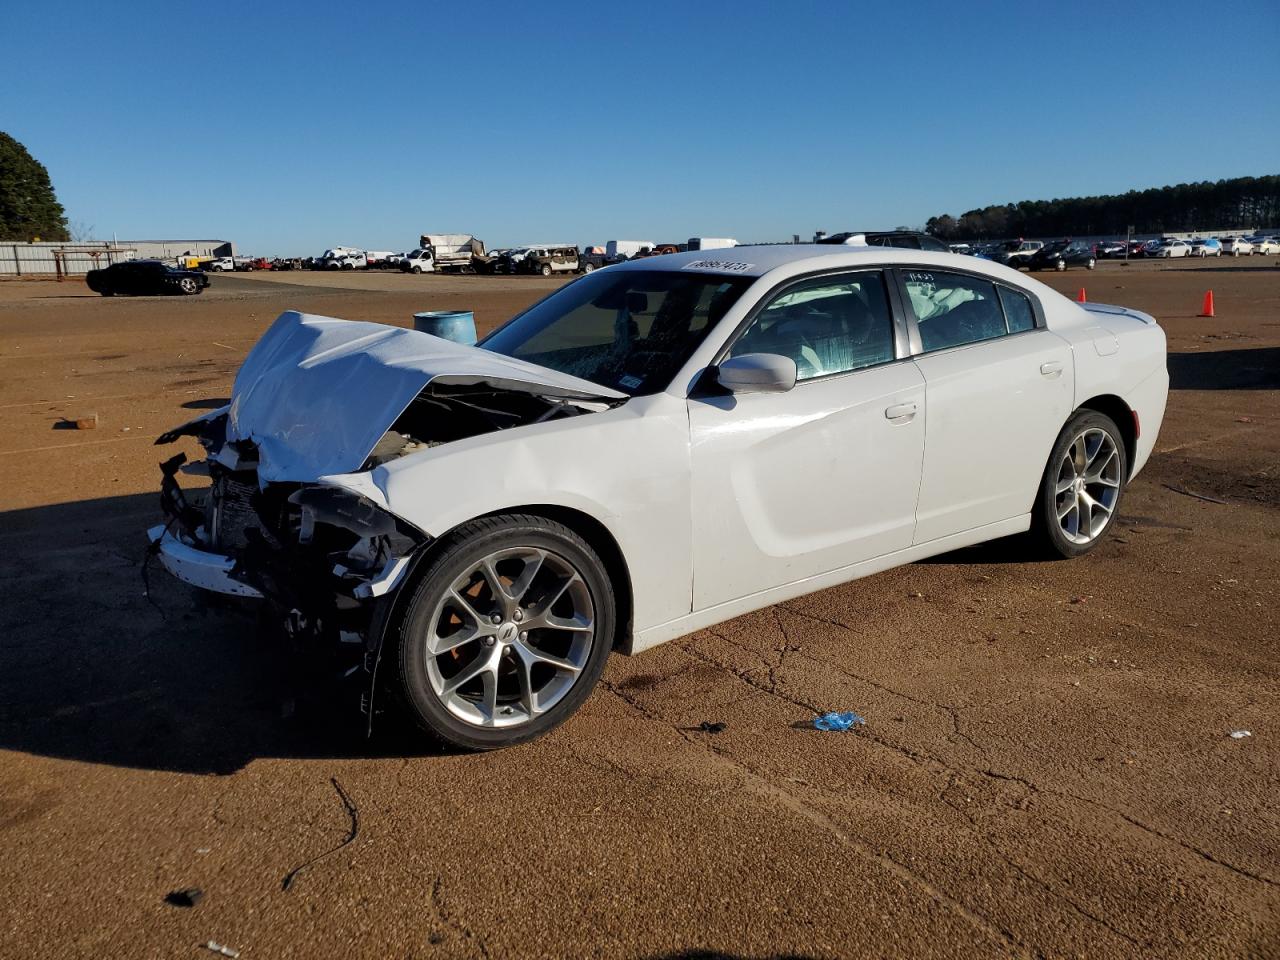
[149,246,1168,749]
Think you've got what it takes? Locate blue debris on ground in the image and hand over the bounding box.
[813,711,866,732]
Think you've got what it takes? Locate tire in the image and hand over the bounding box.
[1030,410,1128,559]
[392,513,616,750]
[178,277,199,295]
[582,261,595,273]
[411,265,422,274]
[1086,258,1095,270]
[1055,259,1066,272]
[541,263,552,277]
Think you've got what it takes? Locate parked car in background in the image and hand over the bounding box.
[1128,241,1149,258]
[206,257,235,272]
[148,245,1169,749]
[1190,239,1222,257]
[1095,240,1127,259]
[400,249,435,273]
[520,246,580,276]
[1249,237,1279,255]
[579,246,607,272]
[1150,239,1190,259]
[1027,240,1097,271]
[988,239,1045,268]
[326,250,368,270]
[633,244,680,258]
[86,260,209,296]
[366,251,396,269]
[819,230,951,253]
[1221,237,1254,256]
[271,258,302,271]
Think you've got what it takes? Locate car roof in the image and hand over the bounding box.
[607,244,1024,281]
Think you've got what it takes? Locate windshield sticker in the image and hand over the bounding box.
[618,374,644,390]
[682,259,755,273]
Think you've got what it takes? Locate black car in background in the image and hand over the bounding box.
[1027,240,1097,272]
[85,260,210,296]
[817,230,951,252]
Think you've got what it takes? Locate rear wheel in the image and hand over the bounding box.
[582,261,595,273]
[393,514,616,750]
[1031,410,1128,559]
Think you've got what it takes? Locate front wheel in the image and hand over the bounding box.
[1086,258,1096,270]
[541,263,552,277]
[178,277,200,295]
[1030,410,1128,559]
[411,265,422,274]
[1055,259,1066,272]
[392,514,616,750]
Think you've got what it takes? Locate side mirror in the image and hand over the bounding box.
[715,353,797,394]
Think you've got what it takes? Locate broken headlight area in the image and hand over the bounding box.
[154,413,427,715]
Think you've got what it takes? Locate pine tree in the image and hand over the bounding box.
[0,132,70,241]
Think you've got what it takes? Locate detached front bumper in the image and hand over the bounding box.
[147,524,263,598]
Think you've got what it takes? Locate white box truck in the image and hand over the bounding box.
[606,240,656,263]
[411,234,487,273]
[687,237,738,251]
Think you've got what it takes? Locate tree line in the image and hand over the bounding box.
[0,132,70,242]
[925,175,1280,241]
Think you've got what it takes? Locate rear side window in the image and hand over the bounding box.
[903,270,1006,352]
[728,271,895,381]
[998,286,1036,333]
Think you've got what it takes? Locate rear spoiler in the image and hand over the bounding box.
[1080,302,1158,326]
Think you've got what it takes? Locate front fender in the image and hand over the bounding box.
[321,393,694,637]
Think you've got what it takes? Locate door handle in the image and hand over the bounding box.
[1040,361,1064,378]
[884,402,917,422]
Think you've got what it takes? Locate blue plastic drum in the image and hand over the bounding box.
[413,310,477,345]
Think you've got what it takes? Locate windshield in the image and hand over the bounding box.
[481,270,752,396]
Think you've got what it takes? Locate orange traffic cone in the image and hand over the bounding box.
[1199,290,1215,317]
[1076,288,1087,303]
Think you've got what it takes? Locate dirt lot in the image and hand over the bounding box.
[1,259,1276,959]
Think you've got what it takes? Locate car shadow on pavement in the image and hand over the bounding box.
[1167,346,1280,390]
[0,493,449,776]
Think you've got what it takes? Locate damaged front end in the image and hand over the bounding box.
[149,408,428,719]
[147,310,628,724]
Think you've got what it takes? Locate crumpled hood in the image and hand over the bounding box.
[228,310,625,482]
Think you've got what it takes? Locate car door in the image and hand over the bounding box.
[898,269,1074,544]
[687,269,926,610]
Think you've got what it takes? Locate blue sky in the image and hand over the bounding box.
[3,1,1277,255]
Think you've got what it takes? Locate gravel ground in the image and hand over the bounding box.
[0,259,1276,959]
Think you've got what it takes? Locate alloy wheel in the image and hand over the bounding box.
[1054,428,1121,544]
[423,547,595,729]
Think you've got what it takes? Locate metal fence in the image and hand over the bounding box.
[0,243,138,277]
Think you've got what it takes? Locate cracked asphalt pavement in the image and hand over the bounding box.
[0,263,1276,958]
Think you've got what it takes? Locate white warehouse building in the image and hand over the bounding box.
[0,239,236,277]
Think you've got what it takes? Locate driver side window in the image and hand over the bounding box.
[727,271,895,381]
